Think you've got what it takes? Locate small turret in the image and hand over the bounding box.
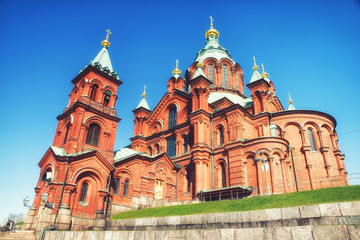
[288,92,296,110]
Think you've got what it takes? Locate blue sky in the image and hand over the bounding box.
[0,0,359,222]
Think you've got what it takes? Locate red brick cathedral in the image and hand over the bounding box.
[24,22,348,231]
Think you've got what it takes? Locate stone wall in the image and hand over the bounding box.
[44,201,360,240]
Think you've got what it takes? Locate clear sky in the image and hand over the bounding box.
[0,0,359,223]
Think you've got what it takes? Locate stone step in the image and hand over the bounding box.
[0,230,36,240]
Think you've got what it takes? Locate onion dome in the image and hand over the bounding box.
[205,16,220,39]
[102,29,111,48]
[195,17,234,64]
[172,59,182,78]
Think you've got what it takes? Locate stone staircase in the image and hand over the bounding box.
[0,230,36,240]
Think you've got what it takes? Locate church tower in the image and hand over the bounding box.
[23,30,122,231]
[52,30,122,161]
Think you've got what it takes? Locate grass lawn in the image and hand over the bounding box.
[110,185,360,220]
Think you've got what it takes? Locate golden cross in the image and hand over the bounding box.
[253,56,256,65]
[210,16,214,28]
[142,85,147,98]
[176,59,179,68]
[105,29,112,39]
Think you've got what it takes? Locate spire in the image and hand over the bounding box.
[205,16,220,39]
[288,92,295,110]
[192,62,207,79]
[250,56,262,83]
[253,56,259,71]
[90,29,118,79]
[261,63,269,79]
[172,59,181,78]
[136,85,150,110]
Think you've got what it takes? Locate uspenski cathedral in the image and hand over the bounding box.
[23,19,348,231]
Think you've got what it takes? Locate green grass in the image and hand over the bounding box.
[110,185,360,220]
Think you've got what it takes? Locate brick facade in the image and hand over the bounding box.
[23,25,348,231]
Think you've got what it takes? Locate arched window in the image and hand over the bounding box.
[167,136,176,158]
[148,146,153,156]
[114,178,120,195]
[168,107,177,129]
[80,182,88,202]
[41,168,53,183]
[208,64,214,83]
[86,123,100,146]
[183,135,188,153]
[308,129,317,151]
[123,180,129,196]
[220,163,226,188]
[156,144,160,154]
[219,127,224,146]
[63,124,70,144]
[235,73,239,88]
[103,90,111,107]
[89,84,99,101]
[223,65,229,87]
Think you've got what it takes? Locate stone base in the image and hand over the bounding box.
[23,206,36,230]
[55,207,72,230]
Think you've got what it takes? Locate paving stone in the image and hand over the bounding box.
[216,212,229,223]
[338,216,360,225]
[234,228,264,239]
[299,205,320,218]
[291,226,313,240]
[318,203,341,217]
[263,227,276,240]
[203,229,221,240]
[265,208,282,221]
[348,225,360,240]
[186,230,203,240]
[313,226,349,240]
[275,227,292,240]
[220,228,235,240]
[167,216,180,225]
[250,209,267,222]
[339,201,360,216]
[190,214,203,225]
[203,213,216,224]
[228,212,241,223]
[142,217,157,226]
[281,207,300,219]
[241,211,251,222]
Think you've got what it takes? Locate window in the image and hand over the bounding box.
[167,136,176,158]
[148,146,153,156]
[183,136,188,153]
[114,178,120,195]
[219,127,224,146]
[89,84,99,101]
[223,65,229,87]
[156,144,160,154]
[123,180,129,196]
[86,123,100,146]
[103,90,111,107]
[186,170,191,192]
[220,163,226,188]
[308,129,317,151]
[155,180,163,199]
[235,73,239,88]
[168,107,177,129]
[63,124,70,144]
[208,64,214,83]
[80,182,88,202]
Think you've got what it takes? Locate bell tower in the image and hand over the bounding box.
[52,30,122,162]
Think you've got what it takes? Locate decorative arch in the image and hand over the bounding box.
[103,85,116,93]
[83,115,108,132]
[282,121,302,131]
[114,168,135,182]
[270,148,285,159]
[302,121,320,131]
[69,167,104,187]
[89,78,104,88]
